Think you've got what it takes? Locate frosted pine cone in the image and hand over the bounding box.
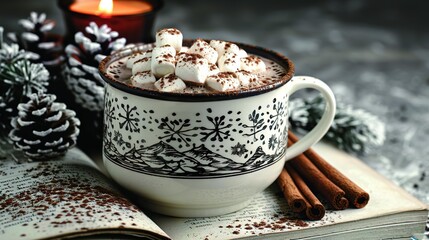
[63,22,126,112]
[9,93,80,160]
[0,26,50,134]
[8,12,64,74]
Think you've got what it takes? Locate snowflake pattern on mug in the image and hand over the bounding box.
[157,115,199,148]
[103,90,289,178]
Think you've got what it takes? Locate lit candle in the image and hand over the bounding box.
[58,0,163,43]
[70,0,153,17]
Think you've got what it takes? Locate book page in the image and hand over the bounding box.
[0,141,170,240]
[149,142,428,240]
[149,184,337,239]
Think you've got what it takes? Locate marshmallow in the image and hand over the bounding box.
[241,55,266,73]
[126,49,152,69]
[151,45,176,78]
[132,56,152,75]
[208,63,220,76]
[179,46,189,53]
[210,40,240,57]
[154,73,187,92]
[131,71,156,88]
[188,39,218,64]
[206,72,240,92]
[218,52,240,72]
[238,49,248,58]
[235,70,257,87]
[156,28,183,52]
[175,53,209,85]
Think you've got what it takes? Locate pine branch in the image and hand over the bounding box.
[0,26,50,134]
[289,94,385,154]
[0,27,33,64]
[1,60,49,98]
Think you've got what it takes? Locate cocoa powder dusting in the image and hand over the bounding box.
[164,28,181,35]
[216,213,313,237]
[135,57,150,63]
[218,72,237,79]
[209,64,217,71]
[178,52,205,65]
[1,161,142,238]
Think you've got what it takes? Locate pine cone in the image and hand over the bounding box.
[0,25,51,134]
[0,60,50,135]
[8,12,64,75]
[9,93,80,160]
[63,22,126,112]
[0,98,14,136]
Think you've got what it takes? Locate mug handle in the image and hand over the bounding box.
[284,76,336,161]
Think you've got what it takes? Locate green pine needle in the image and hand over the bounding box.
[289,94,385,154]
[0,25,50,133]
[0,28,28,64]
[1,60,49,98]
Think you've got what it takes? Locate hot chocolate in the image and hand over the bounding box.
[105,28,288,95]
[99,28,337,217]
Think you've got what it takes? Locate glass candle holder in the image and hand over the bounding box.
[57,0,163,43]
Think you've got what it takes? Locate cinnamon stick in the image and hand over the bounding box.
[285,164,325,220]
[287,139,349,210]
[277,168,306,213]
[288,131,370,208]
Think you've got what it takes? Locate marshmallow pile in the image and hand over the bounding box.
[127,28,266,92]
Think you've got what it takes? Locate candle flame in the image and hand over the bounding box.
[97,0,113,16]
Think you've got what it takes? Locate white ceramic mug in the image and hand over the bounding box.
[99,41,336,217]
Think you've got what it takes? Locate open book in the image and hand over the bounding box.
[1,138,427,240]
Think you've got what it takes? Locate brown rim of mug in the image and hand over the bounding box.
[99,39,295,102]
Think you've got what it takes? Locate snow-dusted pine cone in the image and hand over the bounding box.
[9,93,80,160]
[8,12,64,75]
[0,26,50,134]
[63,22,126,112]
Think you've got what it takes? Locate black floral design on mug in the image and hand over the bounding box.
[118,103,140,133]
[103,93,289,178]
[200,115,232,142]
[104,91,118,129]
[242,107,267,142]
[269,98,286,131]
[157,116,199,148]
[231,142,248,157]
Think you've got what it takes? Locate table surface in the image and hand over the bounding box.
[1,0,428,208]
